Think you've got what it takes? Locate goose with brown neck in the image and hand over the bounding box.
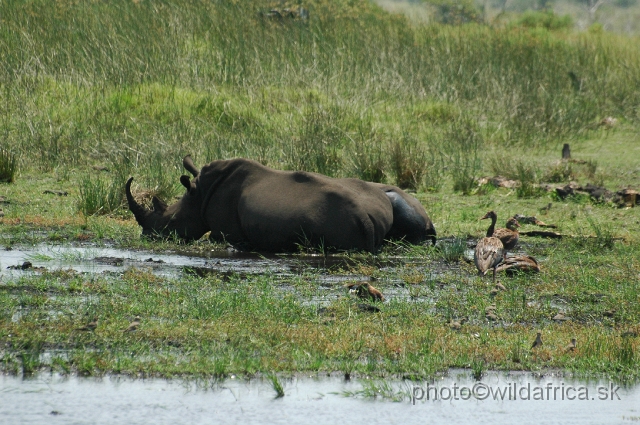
[480,211,520,260]
[474,212,505,283]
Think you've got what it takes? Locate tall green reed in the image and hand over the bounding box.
[0,147,17,183]
[1,0,639,177]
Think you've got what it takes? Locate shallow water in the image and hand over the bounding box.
[0,244,407,278]
[1,372,638,425]
[0,245,286,278]
[0,244,445,305]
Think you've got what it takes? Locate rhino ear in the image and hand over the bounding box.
[151,196,168,213]
[180,175,192,192]
[183,155,199,178]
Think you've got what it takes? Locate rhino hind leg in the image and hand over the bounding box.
[384,191,436,245]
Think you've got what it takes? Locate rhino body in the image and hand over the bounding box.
[126,156,436,252]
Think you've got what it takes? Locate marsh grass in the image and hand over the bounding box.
[78,174,125,217]
[586,216,617,250]
[544,161,575,183]
[510,340,524,364]
[471,358,485,381]
[19,341,44,376]
[617,338,636,366]
[446,120,482,194]
[437,238,467,262]
[142,151,182,202]
[515,162,544,198]
[19,351,41,376]
[267,373,285,398]
[1,1,638,180]
[285,103,344,177]
[389,134,427,190]
[350,124,386,183]
[0,147,17,183]
[342,380,412,402]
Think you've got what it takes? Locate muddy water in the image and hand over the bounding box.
[1,245,287,277]
[0,244,447,305]
[0,244,400,278]
[1,372,638,424]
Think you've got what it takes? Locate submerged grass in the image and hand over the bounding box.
[267,373,286,398]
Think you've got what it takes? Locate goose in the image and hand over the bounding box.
[474,213,505,283]
[481,211,519,259]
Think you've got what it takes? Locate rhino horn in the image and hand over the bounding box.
[183,155,199,178]
[125,177,150,226]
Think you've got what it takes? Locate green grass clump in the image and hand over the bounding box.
[437,238,467,262]
[267,373,285,398]
[78,175,125,217]
[0,148,17,183]
[513,10,574,31]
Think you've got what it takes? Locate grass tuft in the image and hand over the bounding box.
[267,373,285,398]
[471,357,485,381]
[78,175,125,217]
[438,238,467,263]
[0,147,17,183]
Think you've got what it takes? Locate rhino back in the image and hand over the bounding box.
[195,159,395,252]
[237,169,392,252]
[206,161,393,251]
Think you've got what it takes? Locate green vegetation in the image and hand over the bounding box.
[0,0,639,382]
[0,148,17,183]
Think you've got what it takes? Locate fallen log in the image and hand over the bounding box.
[513,215,558,228]
[520,231,625,241]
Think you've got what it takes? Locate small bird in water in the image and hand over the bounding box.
[346,282,384,302]
[76,317,98,332]
[124,316,141,333]
[485,305,499,321]
[449,318,466,330]
[531,332,543,349]
[565,338,577,352]
[486,311,499,321]
[553,313,569,322]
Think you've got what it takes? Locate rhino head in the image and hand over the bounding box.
[125,156,209,241]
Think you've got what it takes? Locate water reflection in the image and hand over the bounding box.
[1,372,638,425]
